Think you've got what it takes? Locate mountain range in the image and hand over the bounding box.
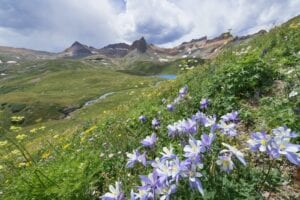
[0,30,267,67]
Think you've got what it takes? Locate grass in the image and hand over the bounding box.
[0,16,300,199]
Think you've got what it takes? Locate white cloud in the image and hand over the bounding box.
[0,0,299,51]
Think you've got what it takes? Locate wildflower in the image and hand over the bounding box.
[200,98,209,109]
[179,85,188,97]
[133,185,153,200]
[141,133,157,148]
[200,115,217,128]
[216,154,234,173]
[167,104,174,111]
[108,153,114,158]
[41,151,51,159]
[156,183,177,200]
[152,118,160,128]
[138,115,147,123]
[139,170,159,189]
[167,124,178,137]
[272,126,297,139]
[201,132,215,150]
[53,134,59,139]
[0,140,8,147]
[289,91,298,98]
[221,143,246,166]
[0,165,4,170]
[160,146,176,160]
[63,143,71,149]
[100,181,124,200]
[180,118,198,134]
[126,149,146,168]
[11,149,21,156]
[267,134,300,165]
[247,131,270,152]
[10,126,22,132]
[184,136,205,160]
[218,120,237,137]
[100,153,105,157]
[221,111,239,122]
[183,164,204,195]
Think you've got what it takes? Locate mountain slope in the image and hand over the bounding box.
[0,15,299,200]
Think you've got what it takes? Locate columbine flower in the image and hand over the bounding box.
[141,133,157,148]
[288,91,298,98]
[133,185,153,200]
[267,135,300,165]
[100,181,124,200]
[156,183,177,200]
[218,120,237,137]
[126,149,147,168]
[183,164,204,195]
[184,136,205,160]
[179,85,188,96]
[160,146,176,160]
[201,133,215,150]
[216,154,234,173]
[247,131,270,152]
[200,115,217,128]
[167,124,178,137]
[167,104,174,111]
[139,115,147,123]
[180,118,198,134]
[152,118,160,128]
[221,143,246,166]
[221,111,239,122]
[200,98,209,109]
[139,170,159,189]
[272,126,298,139]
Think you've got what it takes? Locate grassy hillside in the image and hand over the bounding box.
[0,16,300,199]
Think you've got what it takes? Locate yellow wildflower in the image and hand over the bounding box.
[41,151,51,159]
[11,149,21,156]
[10,126,22,132]
[0,165,4,170]
[53,134,59,139]
[16,134,28,141]
[63,143,71,149]
[0,140,8,147]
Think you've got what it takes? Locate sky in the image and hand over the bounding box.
[0,0,299,52]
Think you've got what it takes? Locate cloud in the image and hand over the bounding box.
[0,0,299,51]
[116,0,193,44]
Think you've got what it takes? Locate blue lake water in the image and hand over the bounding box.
[158,74,177,79]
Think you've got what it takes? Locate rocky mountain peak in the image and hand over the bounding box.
[130,37,147,53]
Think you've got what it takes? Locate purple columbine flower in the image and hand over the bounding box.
[180,118,198,134]
[100,181,125,200]
[183,163,204,195]
[152,118,160,128]
[167,124,178,137]
[218,120,237,137]
[184,136,205,160]
[200,98,209,109]
[138,115,147,123]
[156,183,177,200]
[221,143,246,166]
[141,133,157,148]
[267,135,300,165]
[139,170,160,190]
[126,149,147,168]
[247,131,270,152]
[216,154,234,173]
[200,114,217,128]
[167,104,174,112]
[221,111,239,122]
[179,85,188,97]
[201,132,215,150]
[160,146,177,160]
[272,126,298,139]
[133,185,153,200]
